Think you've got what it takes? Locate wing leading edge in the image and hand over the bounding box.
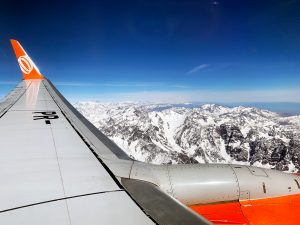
[0,40,211,225]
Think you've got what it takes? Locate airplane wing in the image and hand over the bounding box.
[0,40,211,225]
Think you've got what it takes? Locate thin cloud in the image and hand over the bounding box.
[0,81,19,85]
[187,64,210,74]
[54,81,189,89]
[55,82,97,87]
[68,89,300,104]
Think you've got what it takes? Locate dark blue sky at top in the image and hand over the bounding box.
[0,0,299,103]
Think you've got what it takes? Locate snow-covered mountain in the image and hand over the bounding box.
[74,102,300,172]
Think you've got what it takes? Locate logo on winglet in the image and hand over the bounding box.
[18,55,33,74]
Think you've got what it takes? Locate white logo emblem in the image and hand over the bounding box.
[18,55,33,74]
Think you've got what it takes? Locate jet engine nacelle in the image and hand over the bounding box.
[129,162,300,205]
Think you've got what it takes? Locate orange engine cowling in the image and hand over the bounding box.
[190,193,300,225]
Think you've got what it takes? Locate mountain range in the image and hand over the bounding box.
[74,102,300,173]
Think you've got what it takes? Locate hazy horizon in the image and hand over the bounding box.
[73,100,300,116]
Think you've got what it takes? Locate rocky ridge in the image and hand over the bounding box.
[74,102,300,172]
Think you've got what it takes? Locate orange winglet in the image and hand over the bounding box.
[10,39,44,80]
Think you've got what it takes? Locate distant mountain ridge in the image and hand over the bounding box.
[74,102,300,172]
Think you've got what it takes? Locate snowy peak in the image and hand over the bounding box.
[74,102,300,172]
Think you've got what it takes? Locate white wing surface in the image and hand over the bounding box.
[0,78,156,224]
[0,40,210,225]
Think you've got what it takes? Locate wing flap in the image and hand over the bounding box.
[0,81,27,117]
[122,178,212,225]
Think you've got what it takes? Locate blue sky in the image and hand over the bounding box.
[0,0,300,104]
